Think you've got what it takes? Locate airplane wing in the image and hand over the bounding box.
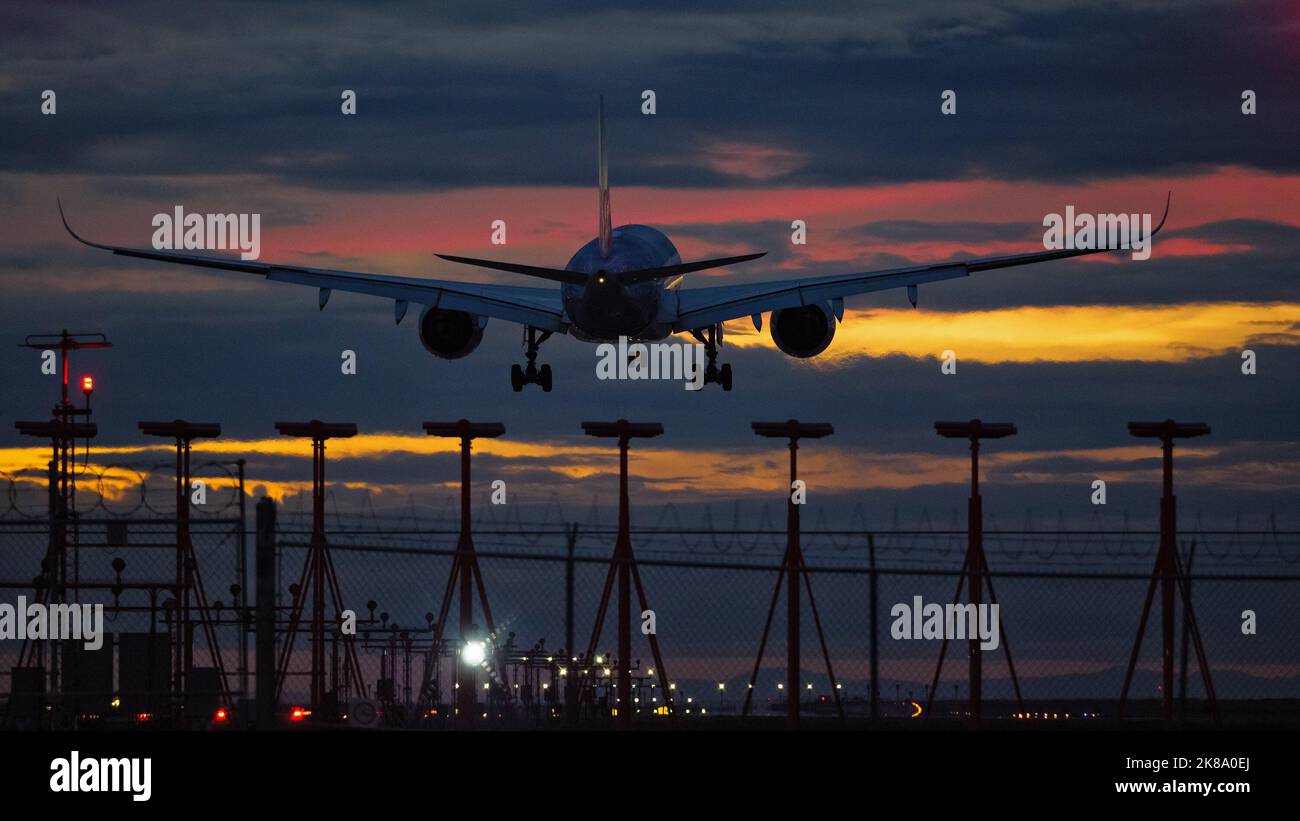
[58,203,567,331]
[671,194,1169,332]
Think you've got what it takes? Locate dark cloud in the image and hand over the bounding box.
[1,0,1296,188]
[1,0,1296,537]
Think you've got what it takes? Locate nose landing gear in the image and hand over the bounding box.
[511,327,553,392]
[690,324,733,391]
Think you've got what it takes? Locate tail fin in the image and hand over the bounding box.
[598,96,612,258]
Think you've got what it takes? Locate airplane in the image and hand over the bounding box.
[59,98,1169,392]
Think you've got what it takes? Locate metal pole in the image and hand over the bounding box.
[457,435,475,729]
[1160,436,1175,725]
[182,439,194,707]
[786,438,799,731]
[969,437,982,729]
[868,532,879,724]
[1179,541,1196,724]
[311,438,326,713]
[617,437,632,730]
[174,436,185,724]
[255,497,276,729]
[238,459,248,700]
[565,522,577,726]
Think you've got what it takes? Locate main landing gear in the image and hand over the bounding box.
[690,324,732,391]
[511,327,553,392]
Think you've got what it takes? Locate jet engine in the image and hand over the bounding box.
[418,307,486,359]
[770,302,837,358]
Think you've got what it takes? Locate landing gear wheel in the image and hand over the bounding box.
[511,327,554,392]
[691,324,734,390]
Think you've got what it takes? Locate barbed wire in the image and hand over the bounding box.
[3,463,1297,567]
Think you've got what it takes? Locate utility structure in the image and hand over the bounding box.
[742,420,844,729]
[924,419,1025,728]
[12,418,96,681]
[577,420,675,730]
[14,330,110,687]
[1118,420,1219,725]
[138,421,232,720]
[419,419,505,729]
[273,420,366,716]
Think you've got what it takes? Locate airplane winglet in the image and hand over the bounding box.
[57,199,112,250]
[1151,190,1172,236]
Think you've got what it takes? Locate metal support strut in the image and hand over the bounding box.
[924,419,1025,728]
[416,419,505,728]
[272,420,367,719]
[1118,419,1220,726]
[741,420,844,730]
[575,420,676,729]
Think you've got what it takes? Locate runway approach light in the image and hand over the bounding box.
[461,640,486,666]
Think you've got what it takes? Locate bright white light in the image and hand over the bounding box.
[461,640,486,665]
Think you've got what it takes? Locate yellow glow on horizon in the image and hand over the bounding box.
[721,302,1300,364]
[0,439,1232,502]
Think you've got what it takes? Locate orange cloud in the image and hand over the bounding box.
[4,435,1278,509]
[18,166,1300,285]
[720,301,1300,364]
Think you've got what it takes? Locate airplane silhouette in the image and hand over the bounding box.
[59,98,1168,392]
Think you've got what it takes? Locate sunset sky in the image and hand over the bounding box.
[1,0,1297,529]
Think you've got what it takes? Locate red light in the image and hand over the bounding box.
[289,706,305,721]
[81,375,94,395]
[214,708,228,722]
[135,712,152,722]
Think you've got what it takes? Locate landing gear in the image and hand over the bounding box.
[512,327,553,392]
[690,324,733,391]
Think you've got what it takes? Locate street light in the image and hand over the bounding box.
[461,640,486,666]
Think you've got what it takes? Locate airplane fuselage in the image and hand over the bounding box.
[561,223,679,342]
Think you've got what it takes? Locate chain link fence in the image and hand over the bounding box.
[2,467,1297,729]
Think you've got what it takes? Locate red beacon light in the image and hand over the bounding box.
[81,375,94,396]
[289,706,306,722]
[214,708,229,723]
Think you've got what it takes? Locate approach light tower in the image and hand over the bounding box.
[273,420,366,716]
[742,420,844,730]
[1118,420,1220,725]
[925,419,1025,728]
[139,420,230,718]
[14,330,111,687]
[578,420,676,730]
[421,419,505,729]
